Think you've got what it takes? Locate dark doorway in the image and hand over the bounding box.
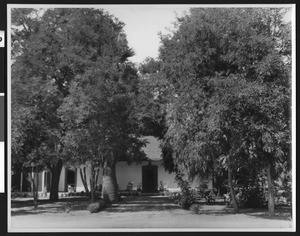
[142,164,158,193]
[65,168,76,191]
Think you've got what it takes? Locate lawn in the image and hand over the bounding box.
[9,195,293,232]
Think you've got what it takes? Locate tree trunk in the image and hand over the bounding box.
[211,169,215,192]
[102,160,118,203]
[29,166,39,209]
[49,159,63,202]
[79,167,89,193]
[95,168,100,188]
[34,166,39,208]
[228,167,239,213]
[20,172,23,192]
[90,161,95,203]
[267,162,275,217]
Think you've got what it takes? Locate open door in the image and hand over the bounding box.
[142,164,158,193]
[65,168,76,191]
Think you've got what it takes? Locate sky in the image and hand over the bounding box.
[100,5,192,64]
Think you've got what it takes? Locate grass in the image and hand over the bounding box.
[9,195,293,230]
[11,195,292,219]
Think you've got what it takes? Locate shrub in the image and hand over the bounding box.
[98,199,106,210]
[88,202,100,213]
[178,189,198,209]
[11,192,33,198]
[88,199,106,213]
[275,174,292,206]
[238,186,266,209]
[174,174,198,209]
[190,204,201,214]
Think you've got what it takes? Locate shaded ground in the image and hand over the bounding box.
[10,195,294,231]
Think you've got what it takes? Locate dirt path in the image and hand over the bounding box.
[10,195,293,231]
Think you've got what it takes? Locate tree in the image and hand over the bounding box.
[58,24,147,203]
[11,8,140,202]
[59,63,147,203]
[158,8,291,215]
[135,58,169,139]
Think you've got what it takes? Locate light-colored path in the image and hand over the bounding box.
[9,196,293,232]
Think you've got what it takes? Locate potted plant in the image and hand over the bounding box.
[137,183,142,195]
[159,181,167,195]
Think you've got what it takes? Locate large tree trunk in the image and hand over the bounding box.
[267,162,275,217]
[102,160,118,203]
[90,161,95,203]
[228,167,239,213]
[79,167,89,193]
[49,159,63,202]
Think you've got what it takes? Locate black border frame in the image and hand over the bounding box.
[1,1,298,235]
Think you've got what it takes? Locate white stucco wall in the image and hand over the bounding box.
[58,167,65,192]
[116,160,180,190]
[60,162,212,193]
[116,161,143,190]
[73,161,180,192]
[156,161,178,189]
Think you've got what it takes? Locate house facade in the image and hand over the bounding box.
[12,136,212,193]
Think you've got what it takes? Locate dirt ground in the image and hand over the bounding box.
[9,195,294,232]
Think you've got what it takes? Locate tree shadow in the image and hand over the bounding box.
[11,195,292,222]
[195,205,292,221]
[11,196,91,216]
[105,196,182,213]
[242,207,292,221]
[11,196,90,207]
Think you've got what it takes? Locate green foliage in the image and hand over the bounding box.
[275,172,292,205]
[190,204,201,214]
[238,186,267,209]
[174,174,198,209]
[139,57,161,75]
[11,7,133,165]
[157,8,291,215]
[88,200,106,213]
[159,7,291,174]
[11,8,146,202]
[135,59,168,139]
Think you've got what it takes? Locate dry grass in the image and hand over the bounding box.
[10,195,293,231]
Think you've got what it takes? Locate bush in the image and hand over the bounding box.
[88,202,100,213]
[178,189,198,209]
[238,186,266,209]
[99,199,106,209]
[174,175,198,209]
[275,174,292,206]
[190,204,201,214]
[11,192,33,198]
[87,199,106,213]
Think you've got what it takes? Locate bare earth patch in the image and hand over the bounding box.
[10,195,293,231]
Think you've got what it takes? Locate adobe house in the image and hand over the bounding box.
[12,136,212,194]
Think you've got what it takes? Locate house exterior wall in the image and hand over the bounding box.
[15,163,212,193]
[14,136,212,193]
[58,167,66,192]
[156,161,178,190]
[116,161,143,190]
[73,160,212,192]
[73,160,179,192]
